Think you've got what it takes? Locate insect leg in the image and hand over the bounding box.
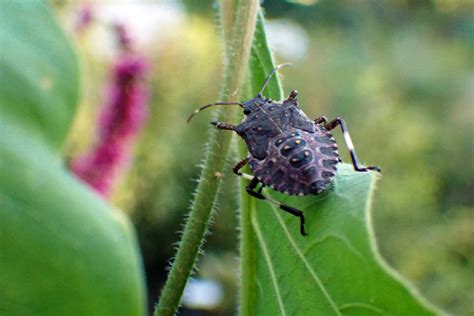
[231,158,254,180]
[232,163,308,235]
[314,115,328,125]
[232,158,247,175]
[257,183,265,194]
[210,121,237,131]
[288,90,298,100]
[246,177,307,236]
[325,117,381,172]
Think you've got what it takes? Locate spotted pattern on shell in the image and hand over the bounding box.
[247,127,338,195]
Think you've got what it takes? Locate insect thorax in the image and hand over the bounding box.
[236,101,316,159]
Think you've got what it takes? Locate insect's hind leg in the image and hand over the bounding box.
[324,117,381,172]
[246,177,307,236]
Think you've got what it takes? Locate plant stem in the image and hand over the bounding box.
[238,12,284,315]
[154,1,259,315]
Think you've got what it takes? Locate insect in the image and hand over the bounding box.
[187,64,380,236]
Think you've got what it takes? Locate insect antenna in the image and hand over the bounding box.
[257,63,292,96]
[187,102,243,123]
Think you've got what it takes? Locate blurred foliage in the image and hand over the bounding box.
[59,0,472,314]
[0,2,145,314]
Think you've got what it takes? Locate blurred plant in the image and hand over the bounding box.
[0,2,145,314]
[74,2,94,34]
[114,23,133,51]
[71,23,149,197]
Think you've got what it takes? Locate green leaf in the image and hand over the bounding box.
[0,2,145,315]
[239,11,440,316]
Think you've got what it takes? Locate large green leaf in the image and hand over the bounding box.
[239,11,439,316]
[0,2,145,315]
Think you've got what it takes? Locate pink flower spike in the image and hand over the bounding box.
[71,25,150,198]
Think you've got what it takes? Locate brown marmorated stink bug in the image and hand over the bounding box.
[187,64,380,236]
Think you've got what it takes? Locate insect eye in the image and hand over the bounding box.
[243,109,251,115]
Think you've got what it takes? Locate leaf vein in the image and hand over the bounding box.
[339,302,387,315]
[304,234,365,262]
[251,209,287,316]
[270,205,342,316]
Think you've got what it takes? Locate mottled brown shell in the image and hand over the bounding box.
[247,127,339,195]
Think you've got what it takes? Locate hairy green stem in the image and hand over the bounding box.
[154,1,259,315]
[238,12,285,315]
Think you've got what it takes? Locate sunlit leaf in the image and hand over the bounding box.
[239,10,440,316]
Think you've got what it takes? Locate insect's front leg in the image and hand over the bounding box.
[232,158,247,175]
[210,121,237,131]
[232,158,254,180]
[324,117,381,172]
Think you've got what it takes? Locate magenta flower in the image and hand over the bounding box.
[71,25,149,198]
